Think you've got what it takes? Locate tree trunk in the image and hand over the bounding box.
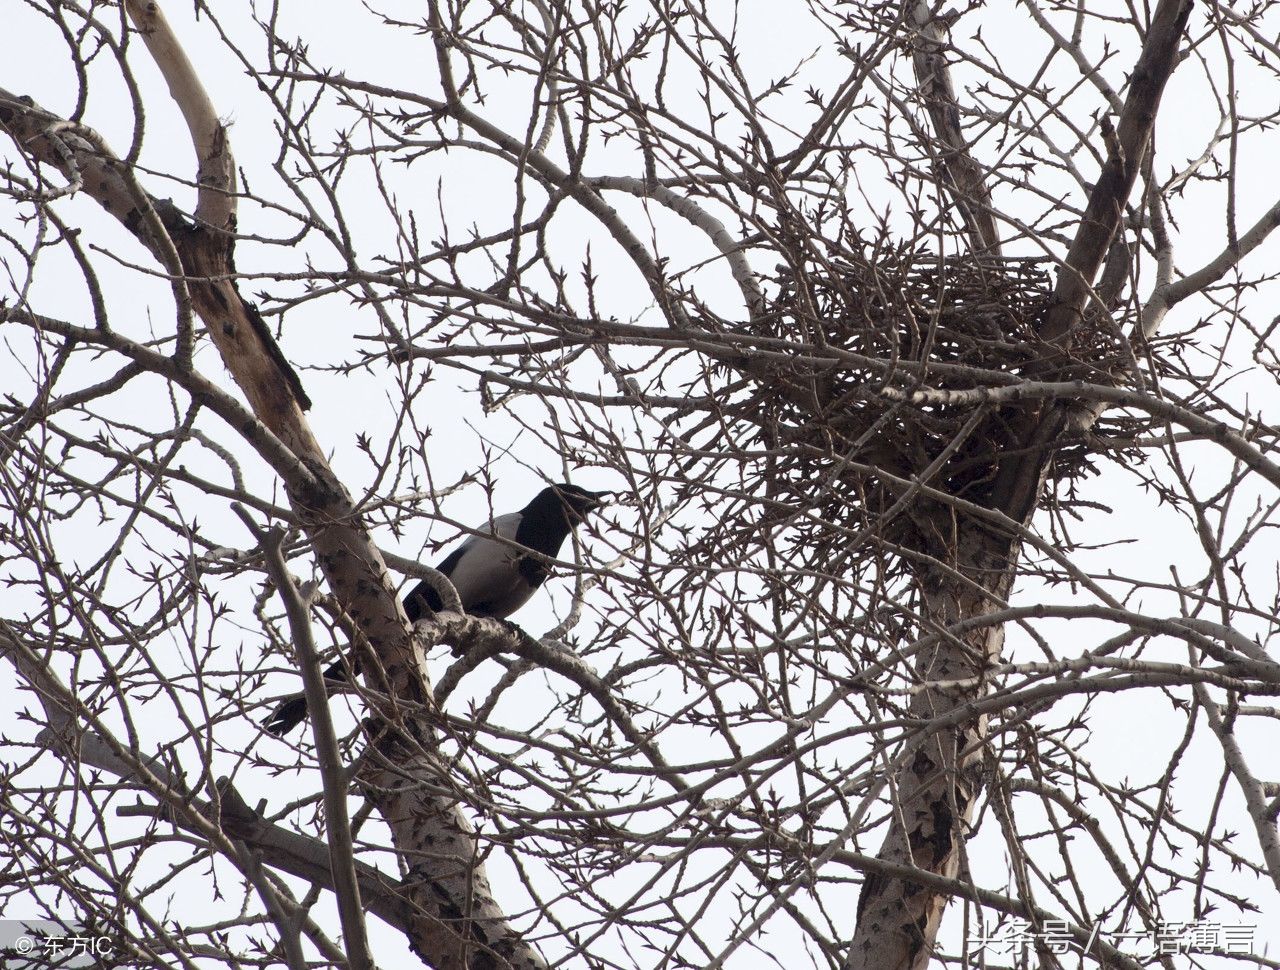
[848,2,1193,963]
[847,525,1014,969]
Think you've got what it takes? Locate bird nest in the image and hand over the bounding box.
[739,245,1143,558]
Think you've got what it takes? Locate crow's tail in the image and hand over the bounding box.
[263,659,352,736]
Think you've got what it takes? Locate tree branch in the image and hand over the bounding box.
[123,0,235,229]
[254,519,375,970]
[907,1,1002,255]
[1038,0,1194,343]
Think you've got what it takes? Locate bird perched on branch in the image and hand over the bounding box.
[264,482,609,735]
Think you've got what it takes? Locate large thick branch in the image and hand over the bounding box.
[1037,0,1194,342]
[987,0,1193,525]
[907,2,1002,256]
[123,0,235,229]
[0,5,547,965]
[0,88,310,416]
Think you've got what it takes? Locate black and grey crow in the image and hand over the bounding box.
[264,482,608,735]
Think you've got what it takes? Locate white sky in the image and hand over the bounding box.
[3,1,1279,967]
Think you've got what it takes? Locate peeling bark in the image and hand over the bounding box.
[361,748,547,970]
[847,526,1014,970]
[0,5,549,964]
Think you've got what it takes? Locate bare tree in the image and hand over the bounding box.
[3,1,1279,969]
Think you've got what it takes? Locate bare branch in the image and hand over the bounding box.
[123,0,235,228]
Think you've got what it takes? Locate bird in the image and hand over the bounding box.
[263,482,609,735]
